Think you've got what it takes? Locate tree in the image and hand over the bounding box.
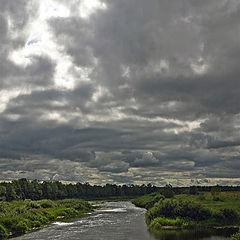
[5,184,17,201]
[0,186,6,201]
[189,186,198,195]
[211,185,221,197]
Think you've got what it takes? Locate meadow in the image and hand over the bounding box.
[132,191,240,239]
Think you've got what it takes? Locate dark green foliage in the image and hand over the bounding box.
[0,179,159,201]
[0,217,19,232]
[142,194,240,232]
[25,200,41,209]
[59,199,93,211]
[198,194,206,200]
[0,186,6,201]
[132,192,165,209]
[146,199,179,224]
[149,217,194,230]
[189,186,198,195]
[1,178,240,202]
[0,225,8,239]
[231,229,240,240]
[15,221,29,234]
[177,201,211,221]
[219,208,239,224]
[0,199,93,239]
[5,185,17,201]
[161,185,175,198]
[38,200,56,208]
[212,208,239,225]
[211,185,221,198]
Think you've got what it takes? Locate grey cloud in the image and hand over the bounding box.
[0,0,56,90]
[1,0,240,185]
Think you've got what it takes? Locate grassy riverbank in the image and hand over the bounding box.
[132,191,240,239]
[0,199,94,239]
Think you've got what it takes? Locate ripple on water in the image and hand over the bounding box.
[53,222,75,226]
[97,207,127,213]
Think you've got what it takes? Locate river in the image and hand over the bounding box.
[12,201,237,240]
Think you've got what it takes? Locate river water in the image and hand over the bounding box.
[12,201,237,240]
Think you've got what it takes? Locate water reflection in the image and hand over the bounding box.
[151,227,238,240]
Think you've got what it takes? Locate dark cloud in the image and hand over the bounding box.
[0,0,240,185]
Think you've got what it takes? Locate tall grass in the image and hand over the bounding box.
[133,191,240,233]
[0,199,94,239]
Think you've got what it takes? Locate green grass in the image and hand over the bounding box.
[175,192,240,214]
[231,229,240,240]
[149,217,195,230]
[132,191,240,236]
[0,199,94,239]
[132,192,165,209]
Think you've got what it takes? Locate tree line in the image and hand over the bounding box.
[0,178,239,202]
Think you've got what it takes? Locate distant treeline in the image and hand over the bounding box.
[0,178,239,201]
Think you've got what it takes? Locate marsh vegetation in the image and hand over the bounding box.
[0,199,93,239]
[132,190,240,239]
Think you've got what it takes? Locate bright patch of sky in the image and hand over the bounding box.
[8,0,100,90]
[0,89,30,113]
[79,0,107,19]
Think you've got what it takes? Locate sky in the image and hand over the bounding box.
[0,0,240,186]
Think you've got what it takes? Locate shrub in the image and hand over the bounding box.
[189,186,198,195]
[40,209,55,221]
[161,187,174,198]
[145,199,212,225]
[59,199,92,211]
[32,221,41,228]
[15,221,28,234]
[132,193,165,209]
[26,201,41,209]
[0,224,8,239]
[213,196,223,202]
[149,217,184,229]
[0,217,18,231]
[177,201,211,221]
[38,200,55,208]
[231,230,240,240]
[219,208,239,224]
[198,194,206,201]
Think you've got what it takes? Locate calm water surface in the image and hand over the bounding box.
[12,201,237,240]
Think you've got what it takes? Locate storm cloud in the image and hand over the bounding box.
[0,0,240,185]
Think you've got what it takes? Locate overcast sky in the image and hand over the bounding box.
[0,0,240,186]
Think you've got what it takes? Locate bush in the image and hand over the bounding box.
[149,217,186,229]
[198,194,206,201]
[38,200,55,208]
[26,201,41,209]
[213,196,223,202]
[0,199,93,238]
[220,208,239,224]
[145,199,212,225]
[32,221,41,228]
[59,199,92,211]
[177,201,211,221]
[0,217,18,231]
[231,230,240,240]
[0,224,8,239]
[161,187,174,198]
[15,221,28,234]
[213,208,239,224]
[189,186,198,195]
[132,193,165,209]
[40,210,55,221]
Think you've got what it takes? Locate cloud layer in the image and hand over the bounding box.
[0,0,240,185]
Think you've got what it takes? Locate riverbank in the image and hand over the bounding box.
[132,191,240,239]
[0,199,94,239]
